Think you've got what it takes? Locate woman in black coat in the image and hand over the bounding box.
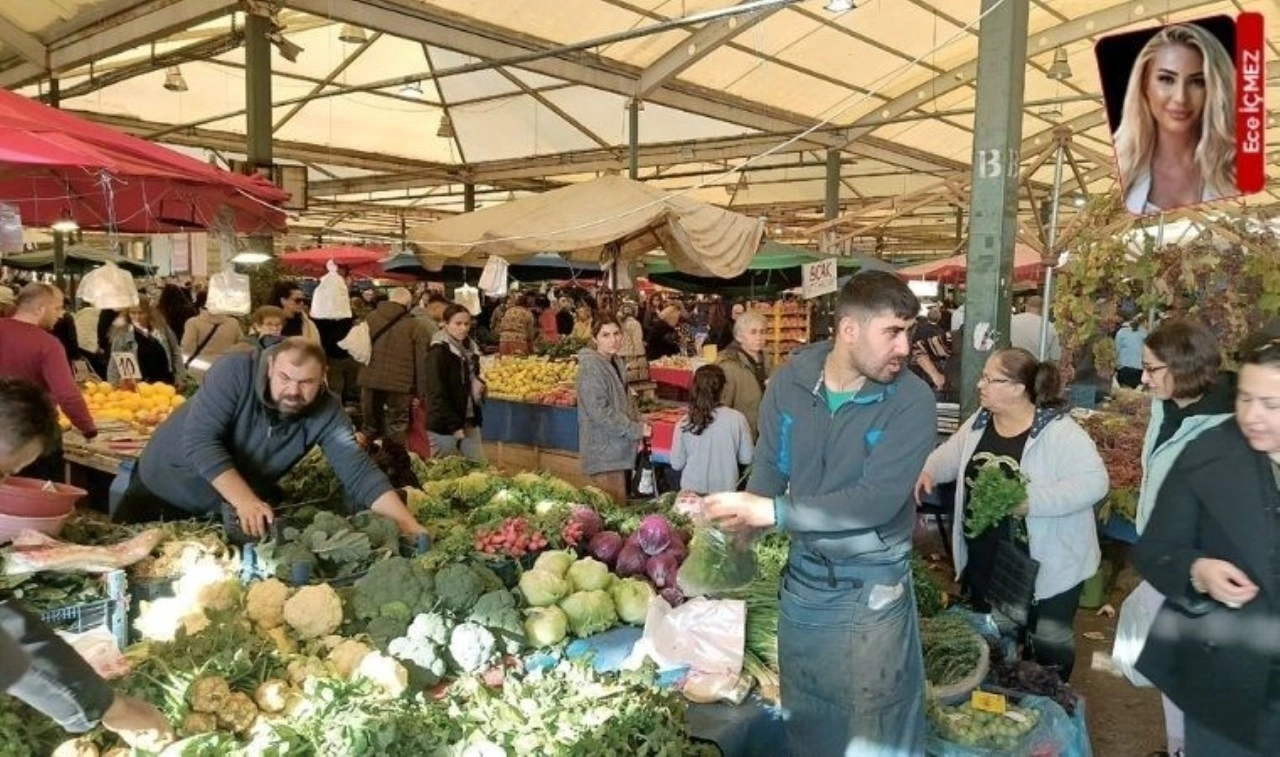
[1135,334,1280,756]
[424,304,486,462]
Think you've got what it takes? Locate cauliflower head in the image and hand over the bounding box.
[282,584,343,639]
[327,639,373,680]
[245,578,290,630]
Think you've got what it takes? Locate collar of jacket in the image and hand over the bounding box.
[788,340,898,406]
[971,405,1067,439]
[253,340,326,421]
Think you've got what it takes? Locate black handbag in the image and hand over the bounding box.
[986,519,1040,627]
[631,439,657,498]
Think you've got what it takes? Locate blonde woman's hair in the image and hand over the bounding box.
[1113,23,1236,200]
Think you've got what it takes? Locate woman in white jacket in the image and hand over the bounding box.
[916,347,1108,679]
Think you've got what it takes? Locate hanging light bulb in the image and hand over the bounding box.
[51,211,78,233]
[399,81,423,99]
[437,114,455,139]
[1047,48,1073,81]
[338,24,367,44]
[825,0,855,12]
[163,66,188,92]
[231,251,272,265]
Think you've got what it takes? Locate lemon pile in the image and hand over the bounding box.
[77,381,185,427]
[482,357,578,402]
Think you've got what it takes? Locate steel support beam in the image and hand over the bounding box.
[245,9,274,252]
[628,100,640,180]
[495,66,616,153]
[274,32,382,133]
[0,15,46,69]
[50,33,244,102]
[463,183,476,213]
[961,0,1030,418]
[635,0,789,99]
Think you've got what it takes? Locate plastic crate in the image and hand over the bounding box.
[40,570,128,651]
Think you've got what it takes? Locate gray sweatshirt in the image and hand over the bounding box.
[670,407,753,494]
[748,341,937,561]
[136,343,393,515]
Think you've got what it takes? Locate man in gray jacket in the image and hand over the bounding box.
[706,271,936,756]
[114,338,424,540]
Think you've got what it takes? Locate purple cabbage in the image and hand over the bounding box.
[570,506,604,540]
[659,586,685,607]
[587,531,624,567]
[636,514,673,556]
[645,552,680,589]
[663,539,688,565]
[615,544,648,578]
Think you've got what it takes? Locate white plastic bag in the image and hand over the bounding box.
[454,284,481,316]
[478,257,509,297]
[58,627,130,680]
[632,596,745,677]
[205,270,251,316]
[1111,579,1161,687]
[78,261,139,310]
[310,262,353,319]
[339,321,373,365]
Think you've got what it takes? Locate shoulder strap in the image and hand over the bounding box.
[370,310,409,346]
[185,322,222,368]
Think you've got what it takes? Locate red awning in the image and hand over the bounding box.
[0,89,288,234]
[897,244,1045,285]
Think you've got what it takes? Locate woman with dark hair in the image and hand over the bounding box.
[705,301,735,351]
[916,348,1108,679]
[156,284,198,338]
[576,317,650,505]
[1114,318,1233,755]
[670,365,753,495]
[424,304,486,462]
[269,280,319,344]
[1134,334,1280,755]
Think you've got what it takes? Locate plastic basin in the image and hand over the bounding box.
[0,503,74,543]
[0,477,87,517]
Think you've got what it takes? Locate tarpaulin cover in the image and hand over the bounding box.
[0,89,287,234]
[409,175,763,278]
[896,243,1045,285]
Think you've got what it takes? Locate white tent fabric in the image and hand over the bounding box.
[408,175,764,278]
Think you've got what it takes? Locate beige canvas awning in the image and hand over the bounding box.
[408,175,763,278]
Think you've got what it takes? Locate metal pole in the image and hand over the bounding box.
[824,148,840,220]
[48,79,68,289]
[1038,137,1067,361]
[463,182,476,212]
[628,100,640,181]
[1148,213,1165,326]
[245,9,274,257]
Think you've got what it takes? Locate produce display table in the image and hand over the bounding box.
[644,407,685,465]
[649,365,695,392]
[62,427,143,479]
[483,399,579,452]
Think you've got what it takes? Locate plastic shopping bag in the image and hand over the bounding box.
[310,262,353,319]
[338,321,373,365]
[78,261,139,310]
[478,257,509,297]
[633,595,745,678]
[1111,580,1161,687]
[205,270,251,316]
[676,523,758,597]
[926,694,1077,757]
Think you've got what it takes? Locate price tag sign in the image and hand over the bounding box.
[970,690,1007,714]
[801,258,839,300]
[111,352,141,382]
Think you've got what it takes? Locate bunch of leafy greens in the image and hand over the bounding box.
[278,447,344,505]
[256,510,400,582]
[964,457,1030,539]
[444,661,718,756]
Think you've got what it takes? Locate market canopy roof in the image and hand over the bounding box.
[409,175,763,277]
[0,88,288,234]
[896,242,1044,285]
[0,245,155,274]
[2,1,1278,252]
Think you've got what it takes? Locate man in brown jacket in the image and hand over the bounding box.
[717,310,772,439]
[357,288,430,447]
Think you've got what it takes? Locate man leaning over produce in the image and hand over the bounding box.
[704,271,937,756]
[112,337,426,540]
[0,377,174,749]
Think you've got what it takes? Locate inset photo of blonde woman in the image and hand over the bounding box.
[1095,16,1238,216]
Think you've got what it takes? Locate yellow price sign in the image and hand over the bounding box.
[970,690,1007,714]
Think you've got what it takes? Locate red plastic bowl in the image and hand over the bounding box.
[0,477,87,517]
[0,506,73,543]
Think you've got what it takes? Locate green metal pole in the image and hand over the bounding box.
[960,0,1030,419]
[245,10,274,259]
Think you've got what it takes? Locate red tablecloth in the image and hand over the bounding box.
[648,366,694,391]
[645,408,685,463]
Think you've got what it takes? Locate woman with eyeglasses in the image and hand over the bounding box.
[1133,333,1280,755]
[270,281,320,345]
[1113,318,1234,756]
[915,347,1108,680]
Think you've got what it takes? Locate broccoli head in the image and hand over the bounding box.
[366,614,411,650]
[351,557,434,620]
[353,511,401,553]
[436,563,485,613]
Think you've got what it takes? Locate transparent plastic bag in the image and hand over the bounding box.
[925,694,1075,757]
[676,525,758,597]
[205,270,251,316]
[78,261,139,310]
[310,262,353,319]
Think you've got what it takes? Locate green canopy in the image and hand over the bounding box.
[642,240,895,296]
[0,246,155,275]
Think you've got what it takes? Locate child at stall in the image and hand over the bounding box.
[670,364,754,495]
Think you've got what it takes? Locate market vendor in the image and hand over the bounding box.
[0,377,174,749]
[704,271,936,755]
[112,337,425,540]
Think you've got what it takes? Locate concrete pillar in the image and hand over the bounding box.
[960,0,1030,418]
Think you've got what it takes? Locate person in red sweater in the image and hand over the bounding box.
[0,284,97,471]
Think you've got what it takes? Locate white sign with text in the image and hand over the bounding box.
[801,258,839,299]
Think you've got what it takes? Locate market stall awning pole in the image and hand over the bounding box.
[245,6,274,257]
[1038,131,1068,361]
[960,0,1030,420]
